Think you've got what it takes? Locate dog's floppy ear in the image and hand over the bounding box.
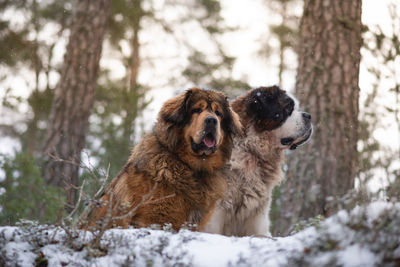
[155,89,193,151]
[222,97,243,138]
[228,107,243,136]
[161,89,192,125]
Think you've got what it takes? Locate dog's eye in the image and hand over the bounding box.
[215,110,223,117]
[275,113,281,119]
[192,108,202,114]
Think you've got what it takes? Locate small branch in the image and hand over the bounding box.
[74,163,111,228]
[94,163,111,199]
[92,191,114,248]
[110,183,158,222]
[65,180,86,221]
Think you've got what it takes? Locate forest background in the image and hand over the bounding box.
[0,0,399,236]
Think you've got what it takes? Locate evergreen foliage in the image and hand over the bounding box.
[0,152,64,225]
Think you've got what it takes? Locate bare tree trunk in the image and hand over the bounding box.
[130,25,140,91]
[273,0,362,235]
[122,0,143,145]
[277,1,288,87]
[25,0,42,156]
[42,0,111,211]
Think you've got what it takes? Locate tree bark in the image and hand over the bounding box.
[123,0,142,143]
[121,0,144,148]
[42,0,111,211]
[273,0,362,235]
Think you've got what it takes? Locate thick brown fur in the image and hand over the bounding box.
[204,86,312,236]
[86,88,242,231]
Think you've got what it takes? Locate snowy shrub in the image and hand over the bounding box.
[1,201,400,266]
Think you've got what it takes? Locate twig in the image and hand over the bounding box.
[111,190,175,221]
[92,191,114,248]
[65,180,86,221]
[110,183,158,222]
[74,163,112,228]
[46,152,102,183]
[89,182,177,248]
[94,163,111,199]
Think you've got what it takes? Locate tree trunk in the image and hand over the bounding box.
[122,7,141,143]
[277,1,288,87]
[42,0,111,211]
[122,0,143,147]
[273,0,362,235]
[130,21,140,91]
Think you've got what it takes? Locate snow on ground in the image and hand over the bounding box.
[1,201,400,267]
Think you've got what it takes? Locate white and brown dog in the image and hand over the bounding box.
[204,86,312,236]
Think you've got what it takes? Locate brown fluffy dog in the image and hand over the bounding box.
[204,86,312,236]
[87,88,241,231]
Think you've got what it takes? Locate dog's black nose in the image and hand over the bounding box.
[302,112,311,121]
[205,116,218,126]
[281,137,294,146]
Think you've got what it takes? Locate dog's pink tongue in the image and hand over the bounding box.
[203,136,215,148]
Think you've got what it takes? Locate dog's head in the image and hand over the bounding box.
[155,87,242,171]
[232,85,312,150]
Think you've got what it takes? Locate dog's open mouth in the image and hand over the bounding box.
[289,127,313,150]
[191,133,217,155]
[202,133,216,148]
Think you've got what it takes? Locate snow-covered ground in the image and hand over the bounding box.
[1,201,400,267]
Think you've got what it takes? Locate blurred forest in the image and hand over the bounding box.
[0,0,399,236]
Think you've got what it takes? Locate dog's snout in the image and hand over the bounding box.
[205,116,218,127]
[302,112,311,121]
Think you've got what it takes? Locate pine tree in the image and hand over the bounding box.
[273,0,362,235]
[42,0,111,211]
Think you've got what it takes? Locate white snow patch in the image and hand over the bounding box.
[336,210,350,224]
[366,201,393,222]
[2,242,36,266]
[186,234,251,266]
[1,202,399,266]
[338,244,376,267]
[1,226,20,241]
